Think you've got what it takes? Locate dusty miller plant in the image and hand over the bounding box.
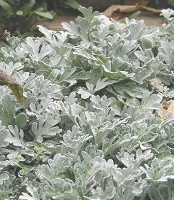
[0,6,174,200]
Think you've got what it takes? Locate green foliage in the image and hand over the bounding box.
[63,0,81,9]
[168,0,174,7]
[0,0,54,35]
[1,6,174,200]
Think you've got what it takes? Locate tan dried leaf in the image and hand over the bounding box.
[103,4,161,18]
[160,100,174,119]
[140,6,161,13]
[103,5,140,17]
[0,69,24,104]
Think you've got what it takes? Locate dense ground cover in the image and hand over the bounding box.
[1,7,174,200]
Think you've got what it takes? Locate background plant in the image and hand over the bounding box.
[0,0,54,35]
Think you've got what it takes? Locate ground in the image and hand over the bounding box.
[39,11,165,31]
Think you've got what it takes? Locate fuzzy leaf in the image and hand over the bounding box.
[15,113,27,129]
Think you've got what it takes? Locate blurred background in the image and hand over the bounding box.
[0,0,173,35]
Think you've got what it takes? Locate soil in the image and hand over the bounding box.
[38,11,165,31]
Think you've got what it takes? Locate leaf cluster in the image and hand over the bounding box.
[0,0,54,35]
[1,7,174,200]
